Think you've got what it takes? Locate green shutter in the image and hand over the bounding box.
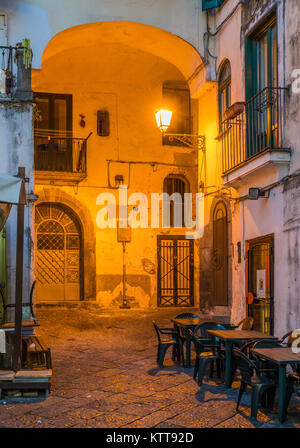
[202,0,225,10]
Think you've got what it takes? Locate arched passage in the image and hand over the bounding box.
[38,21,204,83]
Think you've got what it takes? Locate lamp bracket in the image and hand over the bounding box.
[164,133,206,151]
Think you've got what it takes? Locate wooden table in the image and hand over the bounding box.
[207,330,278,388]
[171,318,233,368]
[252,347,300,423]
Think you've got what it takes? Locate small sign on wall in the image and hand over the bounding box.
[256,269,266,298]
[117,218,131,242]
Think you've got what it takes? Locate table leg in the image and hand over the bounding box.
[185,329,191,368]
[225,342,233,388]
[279,365,287,424]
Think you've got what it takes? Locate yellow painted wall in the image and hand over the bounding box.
[32,37,199,307]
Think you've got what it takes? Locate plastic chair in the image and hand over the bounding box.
[153,321,183,368]
[174,313,200,319]
[233,348,277,421]
[232,317,254,331]
[173,313,200,349]
[192,323,227,385]
[285,372,300,419]
[241,338,283,356]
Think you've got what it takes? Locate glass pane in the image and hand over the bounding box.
[271,25,277,87]
[35,98,50,129]
[258,33,268,90]
[54,99,67,132]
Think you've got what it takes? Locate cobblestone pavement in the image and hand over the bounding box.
[0,306,299,428]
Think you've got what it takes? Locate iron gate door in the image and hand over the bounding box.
[35,203,81,302]
[157,236,194,307]
[247,235,274,335]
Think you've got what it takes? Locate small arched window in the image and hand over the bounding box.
[218,61,231,129]
[163,176,188,228]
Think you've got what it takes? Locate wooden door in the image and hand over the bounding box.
[212,202,228,306]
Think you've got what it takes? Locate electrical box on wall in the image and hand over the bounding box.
[97,110,110,136]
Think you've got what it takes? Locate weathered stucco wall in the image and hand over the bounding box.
[2,0,207,71]
[0,101,34,308]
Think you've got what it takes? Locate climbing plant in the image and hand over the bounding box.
[22,38,32,69]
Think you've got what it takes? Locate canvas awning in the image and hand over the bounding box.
[0,173,26,205]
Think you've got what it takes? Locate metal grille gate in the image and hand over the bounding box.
[35,203,81,302]
[157,236,194,307]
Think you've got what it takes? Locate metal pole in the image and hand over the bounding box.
[120,241,130,309]
[13,168,26,372]
[13,201,24,371]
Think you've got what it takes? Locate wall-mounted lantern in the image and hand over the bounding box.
[155,108,206,151]
[155,109,173,133]
[248,188,266,200]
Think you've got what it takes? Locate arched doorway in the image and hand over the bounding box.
[212,201,228,306]
[35,202,82,302]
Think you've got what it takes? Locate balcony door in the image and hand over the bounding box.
[34,93,73,171]
[245,15,278,156]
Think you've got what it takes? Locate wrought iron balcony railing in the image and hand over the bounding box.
[34,129,92,175]
[221,87,289,174]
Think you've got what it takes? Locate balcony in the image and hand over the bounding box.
[34,130,91,185]
[0,45,33,101]
[221,88,291,188]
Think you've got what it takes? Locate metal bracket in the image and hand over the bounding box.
[164,134,206,151]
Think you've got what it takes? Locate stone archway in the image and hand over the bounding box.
[35,187,96,301]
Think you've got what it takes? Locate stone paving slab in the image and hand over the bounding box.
[0,307,299,428]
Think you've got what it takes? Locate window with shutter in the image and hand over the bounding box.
[97,110,110,136]
[161,81,191,146]
[202,0,225,11]
[202,0,225,10]
[0,14,7,46]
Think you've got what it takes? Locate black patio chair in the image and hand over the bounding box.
[173,312,201,349]
[285,372,300,418]
[278,330,300,374]
[231,317,254,331]
[153,321,183,368]
[241,338,283,357]
[233,348,277,421]
[174,313,200,319]
[192,322,227,385]
[279,331,293,345]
